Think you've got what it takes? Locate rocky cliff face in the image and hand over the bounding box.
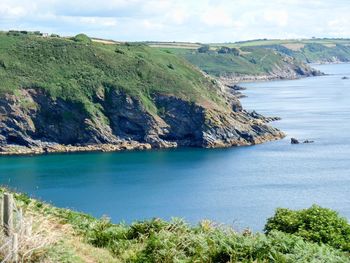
[219,56,322,84]
[0,85,284,155]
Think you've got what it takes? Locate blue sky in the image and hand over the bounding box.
[0,0,349,42]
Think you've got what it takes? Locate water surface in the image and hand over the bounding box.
[1,63,349,230]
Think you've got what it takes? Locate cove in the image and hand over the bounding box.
[0,63,349,231]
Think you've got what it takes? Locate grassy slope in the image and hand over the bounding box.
[271,43,350,63]
[210,39,350,63]
[147,38,350,77]
[161,47,299,77]
[0,32,224,116]
[3,189,349,263]
[211,38,350,48]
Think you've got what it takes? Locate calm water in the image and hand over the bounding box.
[0,64,349,230]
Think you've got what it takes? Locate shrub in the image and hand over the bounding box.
[72,33,91,44]
[198,45,210,53]
[86,218,129,248]
[265,205,350,251]
[127,218,169,239]
[77,216,349,262]
[217,46,240,55]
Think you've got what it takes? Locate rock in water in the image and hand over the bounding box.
[303,140,314,144]
[291,138,314,144]
[291,138,300,144]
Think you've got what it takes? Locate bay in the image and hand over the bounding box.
[0,63,349,230]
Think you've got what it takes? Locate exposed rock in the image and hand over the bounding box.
[226,84,246,91]
[247,111,281,122]
[0,86,285,155]
[291,138,300,144]
[290,138,315,144]
[342,76,349,80]
[219,58,323,85]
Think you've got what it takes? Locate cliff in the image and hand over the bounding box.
[0,32,284,155]
[160,45,321,84]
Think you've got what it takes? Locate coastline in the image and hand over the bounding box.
[0,141,152,156]
[219,70,324,85]
[0,131,285,156]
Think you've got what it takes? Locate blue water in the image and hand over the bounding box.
[0,63,349,231]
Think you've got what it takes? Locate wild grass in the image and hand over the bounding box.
[0,193,62,262]
[0,32,224,117]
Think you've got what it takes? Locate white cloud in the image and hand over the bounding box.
[79,17,118,27]
[263,9,289,27]
[0,0,349,42]
[167,7,189,25]
[0,2,30,18]
[141,19,164,30]
[201,7,234,27]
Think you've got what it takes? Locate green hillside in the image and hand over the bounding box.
[212,38,350,48]
[159,46,316,78]
[0,31,223,116]
[146,38,350,78]
[262,43,350,63]
[211,38,350,63]
[3,188,350,262]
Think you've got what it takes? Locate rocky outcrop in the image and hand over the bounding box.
[219,57,323,84]
[290,138,314,144]
[0,86,285,155]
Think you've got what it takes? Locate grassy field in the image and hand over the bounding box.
[143,38,350,50]
[0,32,224,117]
[2,188,350,262]
[211,38,350,48]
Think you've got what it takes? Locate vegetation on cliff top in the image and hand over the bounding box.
[164,46,300,77]
[149,38,350,77]
[226,39,350,63]
[0,32,224,116]
[3,188,350,262]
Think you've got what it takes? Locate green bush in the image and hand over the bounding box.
[198,45,210,53]
[265,205,350,251]
[74,217,349,262]
[10,192,350,263]
[72,33,92,44]
[217,46,240,56]
[86,218,129,248]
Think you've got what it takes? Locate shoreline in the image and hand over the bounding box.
[219,71,322,85]
[0,132,285,156]
[219,61,350,85]
[0,141,152,156]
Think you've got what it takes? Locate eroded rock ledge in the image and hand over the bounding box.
[0,87,284,156]
[219,58,323,85]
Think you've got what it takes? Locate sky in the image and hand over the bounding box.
[0,0,349,43]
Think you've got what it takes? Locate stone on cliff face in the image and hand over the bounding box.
[0,86,285,155]
[226,84,246,91]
